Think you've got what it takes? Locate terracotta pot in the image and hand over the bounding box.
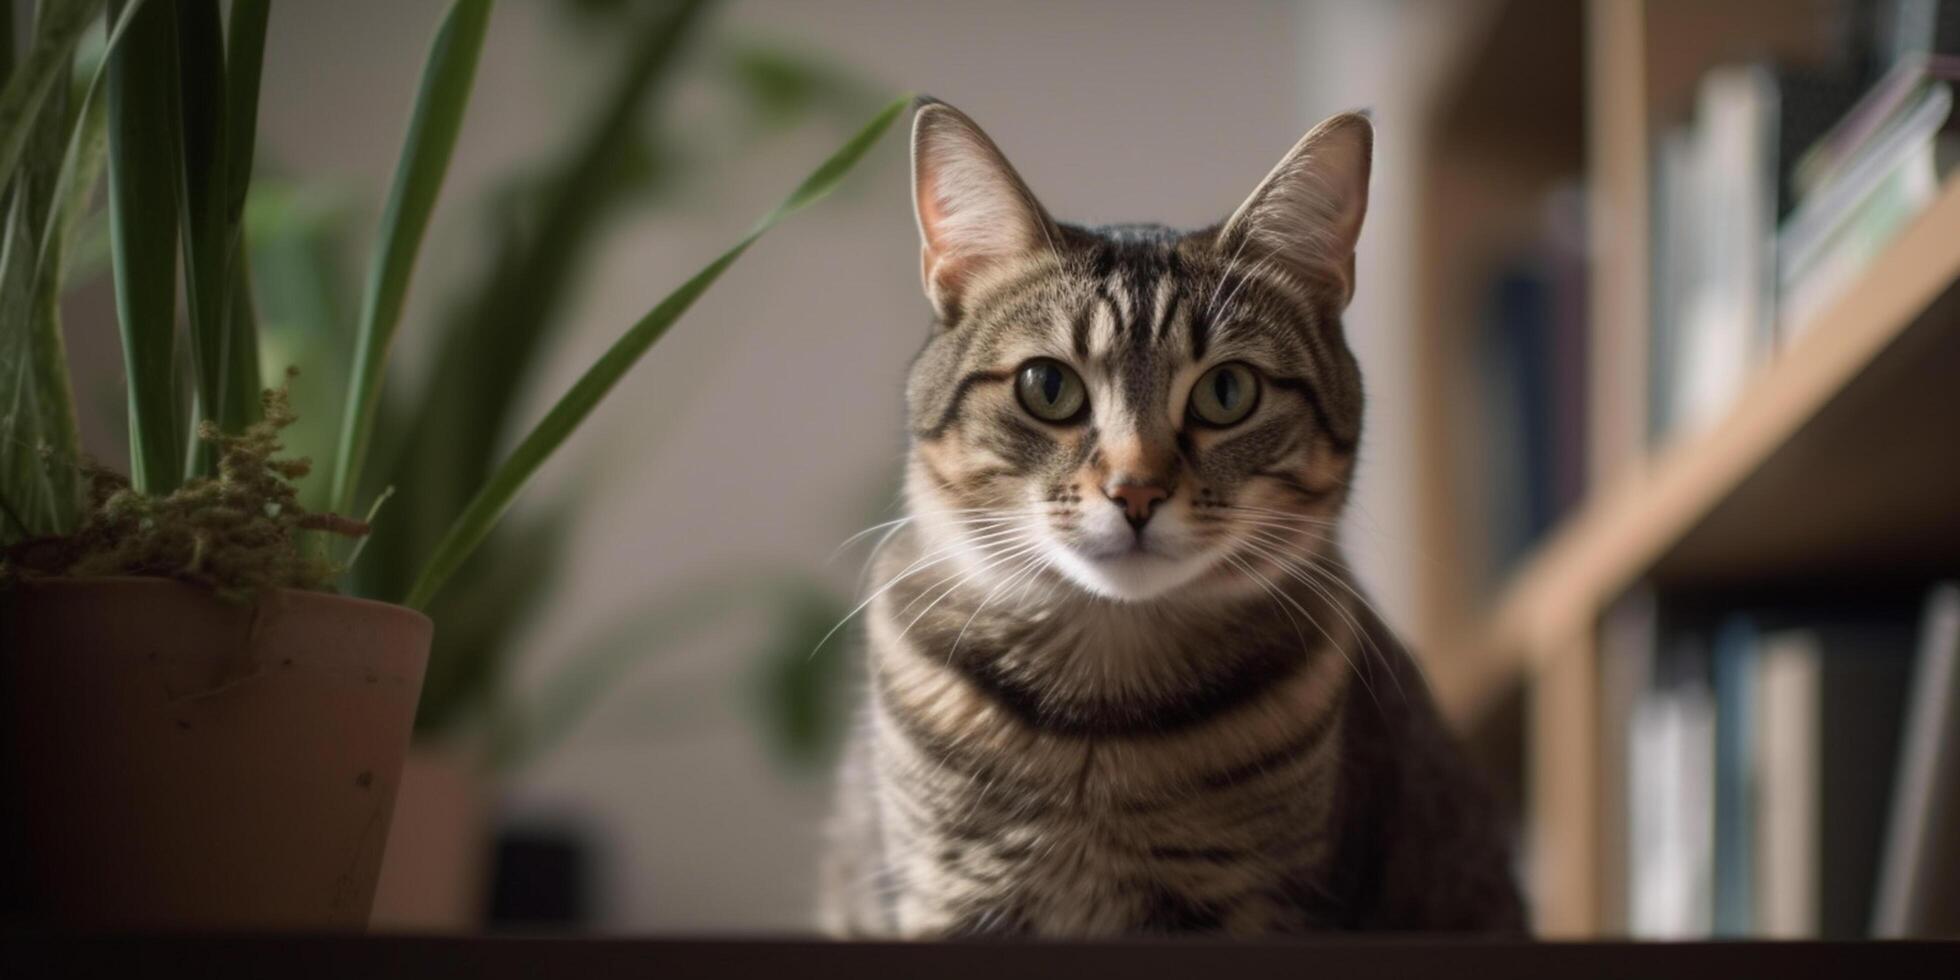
[369,743,490,932]
[0,577,431,930]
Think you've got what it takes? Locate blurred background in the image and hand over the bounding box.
[49,0,1960,940]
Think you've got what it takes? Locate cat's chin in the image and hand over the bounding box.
[1046,542,1212,603]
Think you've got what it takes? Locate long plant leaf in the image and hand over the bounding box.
[0,0,104,200]
[243,178,361,524]
[174,0,253,476]
[33,0,140,275]
[105,0,182,493]
[19,69,105,535]
[222,0,268,225]
[358,0,708,610]
[0,2,137,540]
[0,9,91,537]
[1,1,15,92]
[0,4,109,539]
[403,95,907,610]
[482,572,849,773]
[218,0,269,435]
[328,0,493,516]
[485,573,753,772]
[0,170,73,535]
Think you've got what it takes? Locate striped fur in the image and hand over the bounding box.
[819,101,1525,937]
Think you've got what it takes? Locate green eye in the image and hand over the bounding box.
[1015,358,1088,423]
[1189,362,1259,426]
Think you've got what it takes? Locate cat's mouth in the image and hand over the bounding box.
[1077,536,1159,561]
[1046,533,1212,602]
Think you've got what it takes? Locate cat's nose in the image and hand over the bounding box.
[1105,481,1170,530]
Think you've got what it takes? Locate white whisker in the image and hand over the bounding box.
[810,524,1034,661]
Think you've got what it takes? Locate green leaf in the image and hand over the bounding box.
[222,0,269,225]
[175,0,255,476]
[0,179,75,538]
[412,512,563,737]
[219,0,270,430]
[1,2,15,90]
[749,585,855,770]
[105,0,183,494]
[478,571,851,773]
[484,570,792,771]
[33,0,143,278]
[0,1,149,540]
[720,38,885,131]
[0,0,105,200]
[401,95,907,610]
[328,0,494,516]
[244,178,357,512]
[357,0,708,609]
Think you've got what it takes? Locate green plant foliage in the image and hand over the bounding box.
[355,0,712,609]
[350,0,713,737]
[2,0,895,772]
[1,0,14,84]
[104,0,184,494]
[243,179,356,513]
[721,39,886,132]
[0,382,365,597]
[329,0,493,516]
[750,584,855,770]
[403,95,909,611]
[222,1,269,223]
[173,0,260,475]
[0,0,105,202]
[0,0,134,542]
[483,573,852,773]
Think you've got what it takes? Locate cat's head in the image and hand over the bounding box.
[902,98,1370,604]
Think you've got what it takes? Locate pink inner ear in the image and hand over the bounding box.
[915,160,990,309]
[916,178,954,301]
[910,105,1058,316]
[917,177,951,280]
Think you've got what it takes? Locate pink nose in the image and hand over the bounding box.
[1105,482,1170,529]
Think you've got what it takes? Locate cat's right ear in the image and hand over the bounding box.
[911,99,1059,323]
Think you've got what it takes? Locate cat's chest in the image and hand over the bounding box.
[882,736,1345,937]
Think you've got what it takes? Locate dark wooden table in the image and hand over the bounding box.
[6,937,1960,979]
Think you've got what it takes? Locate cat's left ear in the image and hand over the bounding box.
[1217,112,1373,311]
[911,98,1061,323]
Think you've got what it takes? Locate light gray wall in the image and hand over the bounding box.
[252,0,1428,932]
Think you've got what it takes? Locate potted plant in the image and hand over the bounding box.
[223,1,883,929]
[0,0,899,930]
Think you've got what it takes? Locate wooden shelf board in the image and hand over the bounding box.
[1455,174,1960,713]
[1428,0,1584,155]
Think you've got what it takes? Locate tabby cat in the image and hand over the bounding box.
[819,98,1526,937]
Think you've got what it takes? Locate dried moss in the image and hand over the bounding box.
[1,378,368,598]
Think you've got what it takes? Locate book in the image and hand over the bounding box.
[1778,58,1960,335]
[1754,631,1820,938]
[1651,65,1781,441]
[1880,0,1960,65]
[1598,589,1661,934]
[1469,187,1590,585]
[1873,583,1960,937]
[1648,129,1695,444]
[1751,620,1917,937]
[1711,617,1760,936]
[1629,645,1716,939]
[1791,55,1957,196]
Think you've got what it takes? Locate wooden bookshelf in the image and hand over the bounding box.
[1488,176,1960,676]
[1411,0,1960,939]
